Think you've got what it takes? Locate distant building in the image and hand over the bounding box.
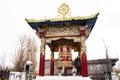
[44,58,118,79]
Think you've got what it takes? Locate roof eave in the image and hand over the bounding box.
[25,12,99,23]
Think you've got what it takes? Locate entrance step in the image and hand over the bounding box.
[36,76,92,80]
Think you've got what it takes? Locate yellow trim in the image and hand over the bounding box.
[25,18,46,22]
[57,62,73,67]
[59,54,72,56]
[25,12,99,23]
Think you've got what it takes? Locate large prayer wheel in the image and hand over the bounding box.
[26,3,99,76]
[57,45,73,69]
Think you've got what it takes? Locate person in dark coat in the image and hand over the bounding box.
[73,56,81,75]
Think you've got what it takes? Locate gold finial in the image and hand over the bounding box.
[58,3,70,18]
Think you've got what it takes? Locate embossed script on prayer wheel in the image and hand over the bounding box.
[57,45,72,69]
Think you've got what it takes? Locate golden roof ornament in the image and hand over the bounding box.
[25,3,99,23]
[58,3,70,18]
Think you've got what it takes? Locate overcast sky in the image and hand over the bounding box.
[0,0,120,67]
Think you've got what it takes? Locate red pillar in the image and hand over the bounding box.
[37,30,46,76]
[78,42,82,75]
[50,52,54,75]
[39,37,45,76]
[80,36,88,77]
[39,53,45,76]
[50,59,54,75]
[81,52,88,77]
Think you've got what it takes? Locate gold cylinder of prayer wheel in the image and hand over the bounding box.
[57,45,73,69]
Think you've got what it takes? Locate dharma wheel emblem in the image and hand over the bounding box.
[58,3,70,18]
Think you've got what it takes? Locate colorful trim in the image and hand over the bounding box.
[25,13,99,23]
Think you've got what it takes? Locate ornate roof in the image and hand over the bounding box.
[25,3,99,32]
[25,13,99,32]
[25,13,99,23]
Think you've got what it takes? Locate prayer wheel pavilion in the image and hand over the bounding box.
[25,3,99,77]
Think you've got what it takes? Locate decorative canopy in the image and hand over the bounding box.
[26,3,100,76]
[25,3,99,33]
[26,13,99,31]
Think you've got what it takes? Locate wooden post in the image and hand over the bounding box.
[39,37,45,76]
[80,36,88,77]
[50,51,54,75]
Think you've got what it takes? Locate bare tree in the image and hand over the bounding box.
[12,34,39,72]
[113,61,120,73]
[0,52,7,70]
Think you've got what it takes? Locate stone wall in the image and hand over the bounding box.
[44,58,118,79]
